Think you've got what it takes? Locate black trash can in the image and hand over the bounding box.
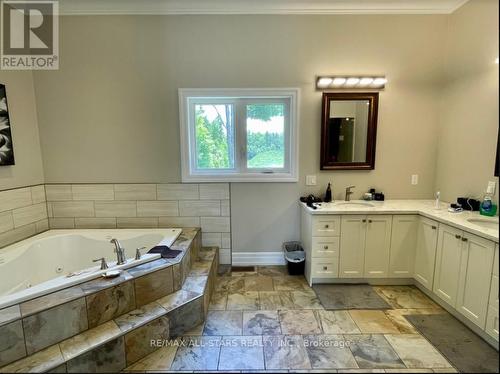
[283,241,305,275]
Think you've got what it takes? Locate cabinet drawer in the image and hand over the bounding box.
[312,259,338,278]
[312,216,341,237]
[486,305,499,341]
[312,237,339,258]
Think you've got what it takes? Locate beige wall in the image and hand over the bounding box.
[435,0,499,204]
[32,15,448,253]
[0,71,44,191]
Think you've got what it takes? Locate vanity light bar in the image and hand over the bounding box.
[316,76,387,90]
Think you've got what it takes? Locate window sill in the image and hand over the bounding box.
[181,173,298,183]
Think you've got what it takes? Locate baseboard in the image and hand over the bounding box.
[232,251,286,266]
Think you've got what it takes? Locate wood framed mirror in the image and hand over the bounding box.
[320,92,379,170]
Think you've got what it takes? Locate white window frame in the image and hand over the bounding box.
[179,88,299,182]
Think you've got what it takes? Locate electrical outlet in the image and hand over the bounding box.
[306,175,317,186]
[487,181,496,194]
[411,175,418,185]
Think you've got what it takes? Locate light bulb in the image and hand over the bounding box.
[346,77,360,86]
[372,77,387,86]
[332,77,347,86]
[359,77,374,86]
[317,77,333,88]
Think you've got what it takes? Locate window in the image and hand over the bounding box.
[179,89,299,182]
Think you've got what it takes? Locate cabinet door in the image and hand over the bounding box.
[433,224,463,307]
[339,215,366,278]
[414,217,439,290]
[456,233,495,328]
[364,215,392,278]
[489,244,499,310]
[389,215,418,278]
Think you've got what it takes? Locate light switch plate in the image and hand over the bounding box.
[487,181,496,194]
[411,175,418,185]
[306,175,317,186]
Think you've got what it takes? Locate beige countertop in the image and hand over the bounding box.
[300,199,499,243]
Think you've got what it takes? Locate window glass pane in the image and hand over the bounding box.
[246,104,285,169]
[195,104,235,169]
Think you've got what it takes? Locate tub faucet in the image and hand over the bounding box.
[110,238,126,265]
[345,186,356,201]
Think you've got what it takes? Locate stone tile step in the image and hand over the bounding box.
[0,247,218,373]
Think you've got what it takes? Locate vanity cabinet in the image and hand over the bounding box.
[486,244,499,340]
[364,216,393,277]
[414,217,439,290]
[339,215,392,278]
[301,204,499,344]
[433,224,463,307]
[339,216,366,277]
[389,215,418,277]
[456,233,496,328]
[301,213,340,283]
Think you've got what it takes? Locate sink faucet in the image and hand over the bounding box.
[345,186,355,201]
[110,238,126,265]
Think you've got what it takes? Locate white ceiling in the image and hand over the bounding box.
[59,0,469,15]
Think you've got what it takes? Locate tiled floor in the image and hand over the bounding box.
[125,266,458,373]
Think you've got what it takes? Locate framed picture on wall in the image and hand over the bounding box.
[0,83,15,166]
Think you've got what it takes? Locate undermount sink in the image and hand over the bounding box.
[334,201,375,208]
[467,217,499,230]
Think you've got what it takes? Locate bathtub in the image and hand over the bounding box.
[0,228,182,309]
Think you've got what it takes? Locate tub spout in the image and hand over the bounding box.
[110,238,126,265]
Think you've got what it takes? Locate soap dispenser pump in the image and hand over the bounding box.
[324,183,332,203]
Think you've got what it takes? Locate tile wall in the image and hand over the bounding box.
[0,185,49,248]
[44,183,231,264]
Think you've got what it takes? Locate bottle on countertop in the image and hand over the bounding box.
[324,183,332,203]
[480,194,498,217]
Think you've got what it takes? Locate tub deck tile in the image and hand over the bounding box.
[23,298,89,355]
[58,320,122,361]
[0,320,26,367]
[157,290,201,313]
[0,344,64,374]
[80,270,133,295]
[114,302,167,334]
[134,267,174,306]
[0,305,21,327]
[127,259,171,278]
[86,281,136,328]
[20,286,85,318]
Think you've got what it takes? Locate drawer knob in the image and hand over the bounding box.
[368,219,373,223]
[432,225,437,230]
[462,237,468,242]
[455,235,461,239]
[323,266,328,270]
[324,224,329,228]
[323,245,329,249]
[362,219,367,223]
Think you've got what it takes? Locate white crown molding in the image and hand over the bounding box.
[59,0,470,16]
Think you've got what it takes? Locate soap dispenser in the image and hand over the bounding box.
[480,194,497,217]
[324,183,332,203]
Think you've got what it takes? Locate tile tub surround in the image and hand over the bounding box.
[0,244,218,373]
[45,183,232,264]
[0,185,48,248]
[0,228,204,368]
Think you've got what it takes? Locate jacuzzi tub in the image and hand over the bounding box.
[0,228,182,309]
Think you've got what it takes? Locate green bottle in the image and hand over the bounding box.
[480,195,498,217]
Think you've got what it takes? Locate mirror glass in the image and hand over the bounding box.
[320,93,378,170]
[327,100,370,163]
